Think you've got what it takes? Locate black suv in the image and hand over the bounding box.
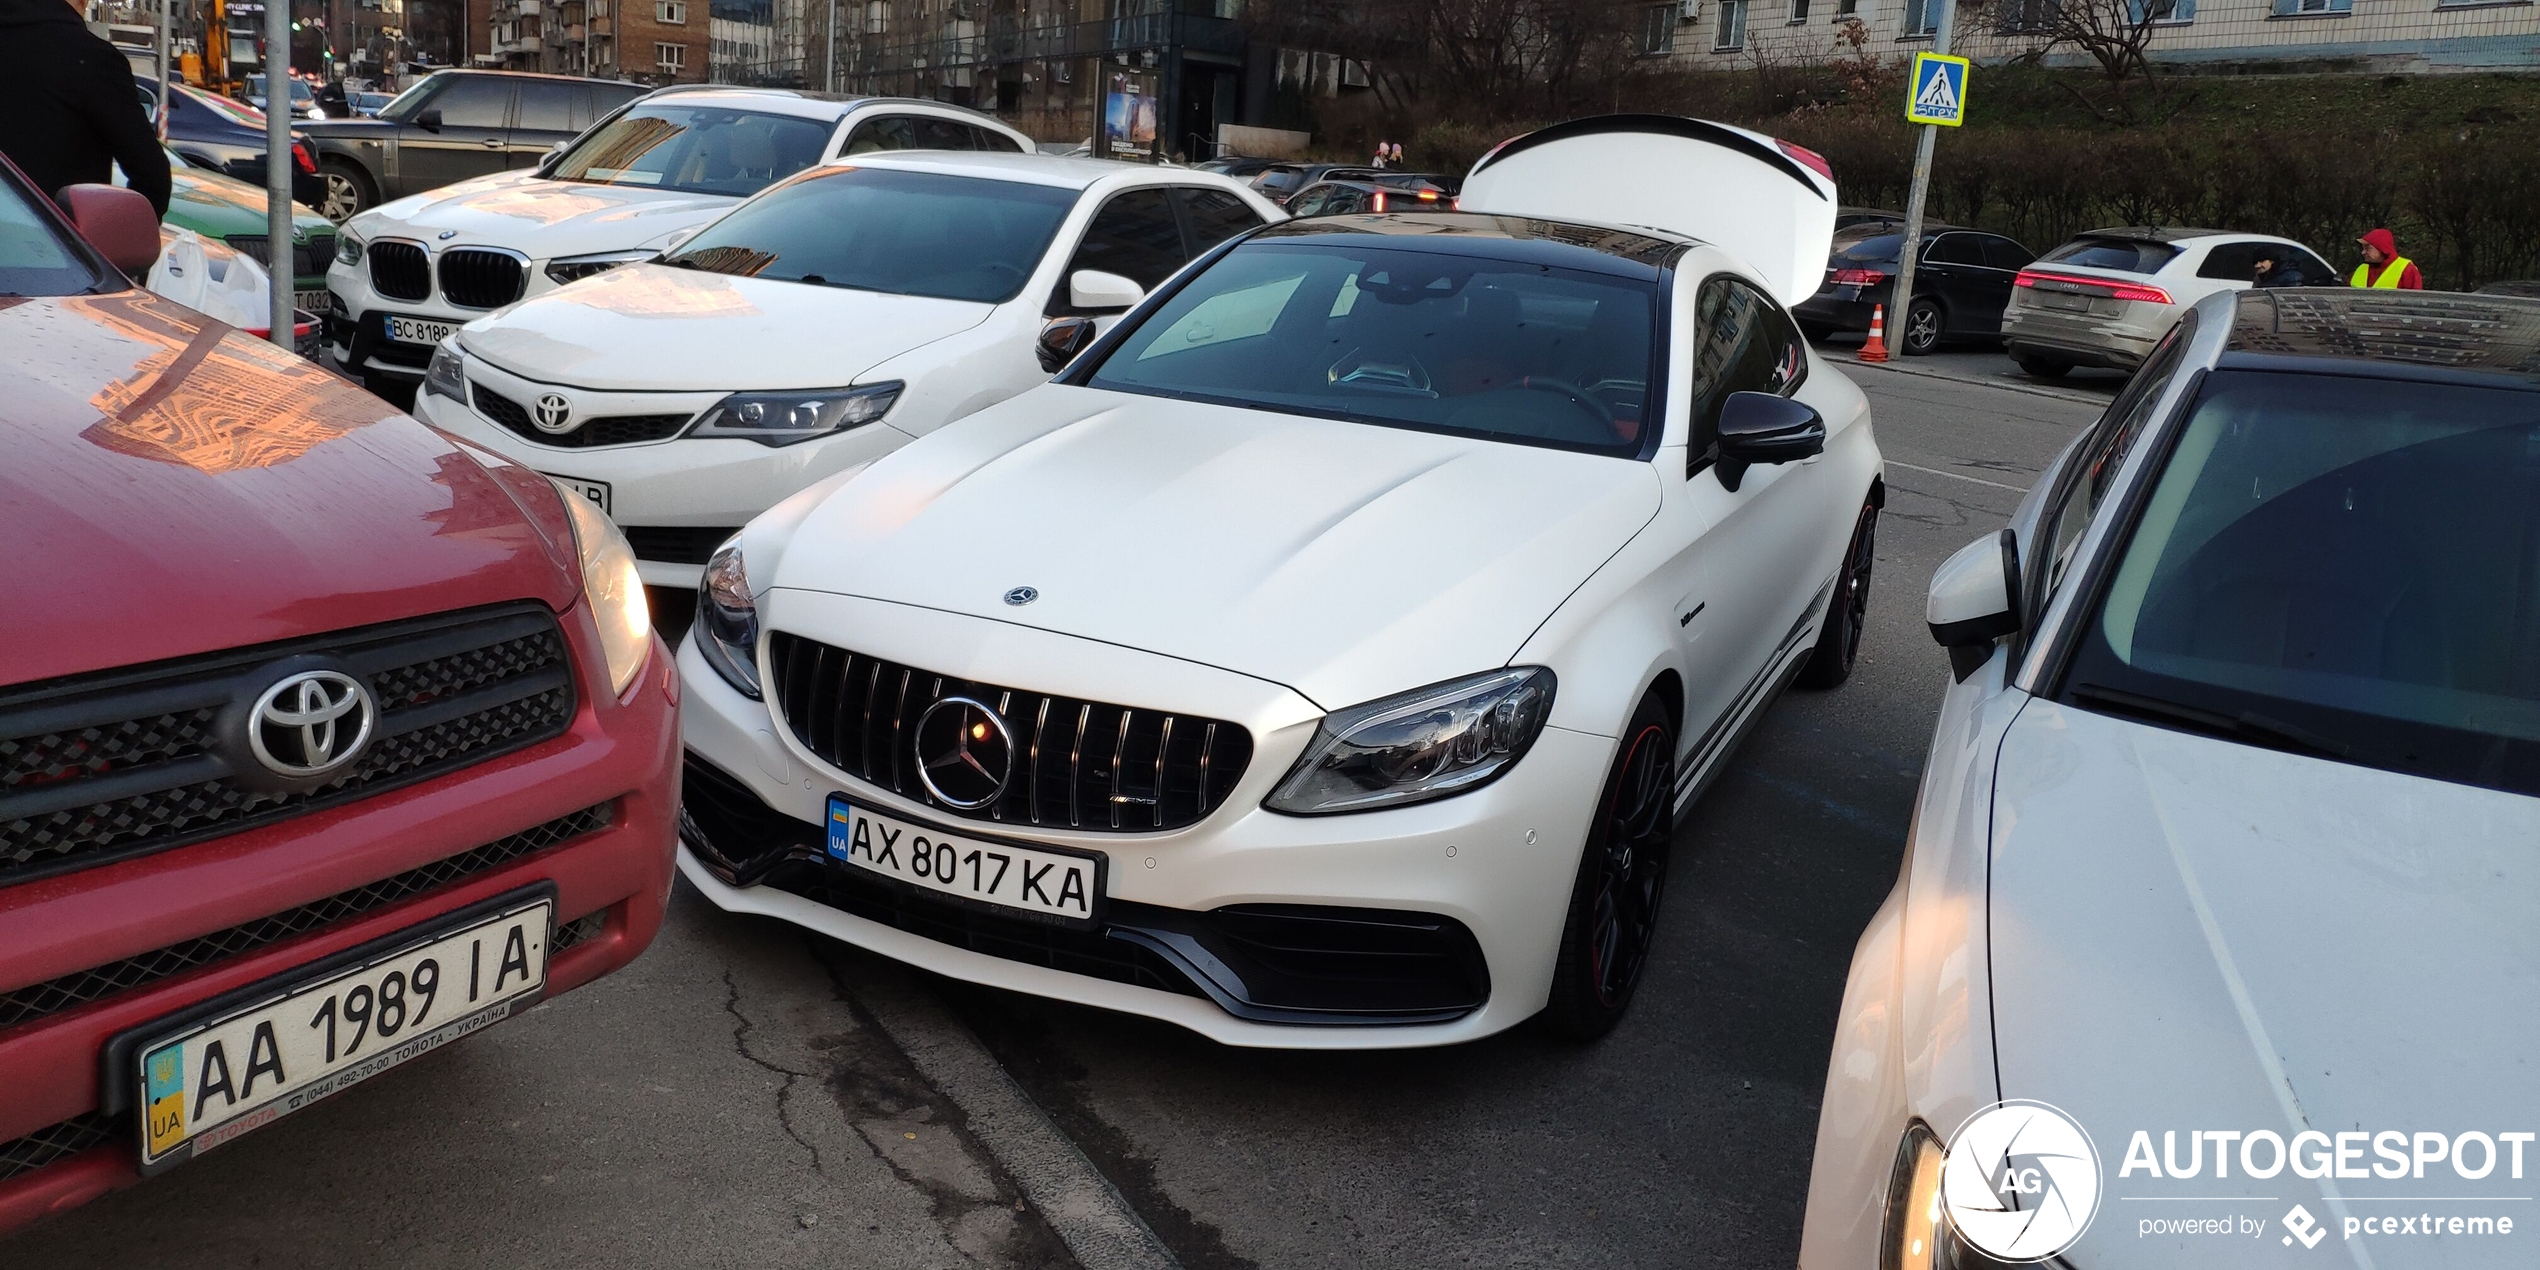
[297,70,648,220]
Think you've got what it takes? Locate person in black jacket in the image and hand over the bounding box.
[0,0,170,217]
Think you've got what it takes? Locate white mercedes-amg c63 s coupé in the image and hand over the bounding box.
[674,117,1887,1046]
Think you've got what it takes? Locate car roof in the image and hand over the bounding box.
[2221,289,2540,388]
[823,150,1202,190]
[2074,226,2261,244]
[433,67,634,85]
[1246,212,1683,280]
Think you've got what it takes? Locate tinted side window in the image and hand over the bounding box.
[568,85,597,131]
[1286,187,1331,218]
[2195,242,2268,282]
[516,82,577,133]
[428,77,513,129]
[914,116,975,150]
[2032,321,2192,614]
[594,83,647,112]
[1925,233,1984,266]
[1981,236,2035,271]
[1063,188,1185,293]
[1685,276,1788,470]
[1176,188,1261,254]
[842,115,919,154]
[966,124,1024,153]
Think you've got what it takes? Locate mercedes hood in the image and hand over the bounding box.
[456,262,994,392]
[762,385,1662,710]
[1986,701,2540,1264]
[354,171,741,259]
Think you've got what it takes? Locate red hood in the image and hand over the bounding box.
[0,291,582,688]
[2358,227,2399,259]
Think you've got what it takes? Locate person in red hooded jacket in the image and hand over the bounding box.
[2350,227,2424,290]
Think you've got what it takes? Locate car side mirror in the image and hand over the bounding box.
[1714,391,1825,492]
[414,107,443,132]
[1928,529,2023,682]
[1038,316,1098,373]
[60,183,163,277]
[1069,268,1144,313]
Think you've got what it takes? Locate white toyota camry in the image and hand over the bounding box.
[412,151,1282,586]
[1801,288,2540,1267]
[675,117,1885,1047]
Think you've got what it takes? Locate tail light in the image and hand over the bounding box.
[1415,188,1440,202]
[1371,190,1387,213]
[1833,268,1889,286]
[291,140,316,174]
[2015,269,2173,306]
[1776,139,1834,182]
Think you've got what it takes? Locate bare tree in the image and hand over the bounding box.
[1242,0,1651,125]
[1981,0,2180,122]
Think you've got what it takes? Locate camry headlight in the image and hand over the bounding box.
[544,248,656,286]
[551,479,650,696]
[1264,667,1554,815]
[690,383,901,447]
[695,541,760,699]
[423,339,466,403]
[1885,1123,1949,1270]
[335,232,364,267]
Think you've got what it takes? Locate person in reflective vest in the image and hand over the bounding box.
[2350,228,2423,289]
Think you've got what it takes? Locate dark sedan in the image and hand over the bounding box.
[1282,175,1455,217]
[296,70,648,221]
[1792,224,2035,355]
[136,77,326,208]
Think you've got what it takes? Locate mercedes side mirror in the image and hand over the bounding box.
[1069,268,1144,313]
[1038,316,1098,373]
[1715,391,1825,492]
[414,107,444,133]
[1928,529,2022,682]
[60,183,163,277]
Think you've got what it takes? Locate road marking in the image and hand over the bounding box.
[1886,460,2028,493]
[1841,354,2111,405]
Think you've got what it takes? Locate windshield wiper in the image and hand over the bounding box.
[2070,683,2353,760]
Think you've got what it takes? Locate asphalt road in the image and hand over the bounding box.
[9,353,2110,1269]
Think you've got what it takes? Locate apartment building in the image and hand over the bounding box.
[1642,0,2540,74]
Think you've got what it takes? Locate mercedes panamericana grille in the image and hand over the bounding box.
[0,157,677,1230]
[675,118,1886,1046]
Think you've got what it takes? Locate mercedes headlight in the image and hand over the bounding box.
[551,479,650,696]
[695,541,760,699]
[690,383,901,447]
[335,232,364,267]
[423,339,466,404]
[1885,1123,1949,1270]
[1264,668,1554,815]
[544,248,656,286]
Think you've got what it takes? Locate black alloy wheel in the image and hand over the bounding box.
[1901,297,1945,356]
[1543,695,1676,1041]
[1798,498,1879,689]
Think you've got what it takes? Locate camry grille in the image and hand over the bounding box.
[367,240,429,301]
[437,248,526,309]
[0,604,576,885]
[766,634,1253,833]
[471,385,692,448]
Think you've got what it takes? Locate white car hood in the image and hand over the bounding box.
[457,263,994,392]
[767,386,1662,709]
[1988,702,2540,1257]
[355,172,738,258]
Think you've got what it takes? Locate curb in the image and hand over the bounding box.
[845,958,1185,1270]
[1840,355,2112,406]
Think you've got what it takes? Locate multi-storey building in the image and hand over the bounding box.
[1641,0,2539,74]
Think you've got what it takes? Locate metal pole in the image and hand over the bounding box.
[156,0,171,139]
[265,0,293,348]
[1889,0,1954,357]
[826,0,836,92]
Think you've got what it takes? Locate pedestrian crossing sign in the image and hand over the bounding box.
[1906,52,1970,127]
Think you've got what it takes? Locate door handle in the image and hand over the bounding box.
[481,137,506,148]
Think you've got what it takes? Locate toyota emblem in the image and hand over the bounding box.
[247,670,377,779]
[532,393,575,433]
[913,696,1014,810]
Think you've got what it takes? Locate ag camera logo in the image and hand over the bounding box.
[1942,1100,2104,1261]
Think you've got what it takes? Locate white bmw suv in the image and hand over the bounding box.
[412,152,1283,587]
[325,88,1032,393]
[672,117,1888,1047]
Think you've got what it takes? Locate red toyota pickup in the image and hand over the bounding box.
[0,167,679,1230]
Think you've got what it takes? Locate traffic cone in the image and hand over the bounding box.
[1859,304,1891,363]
